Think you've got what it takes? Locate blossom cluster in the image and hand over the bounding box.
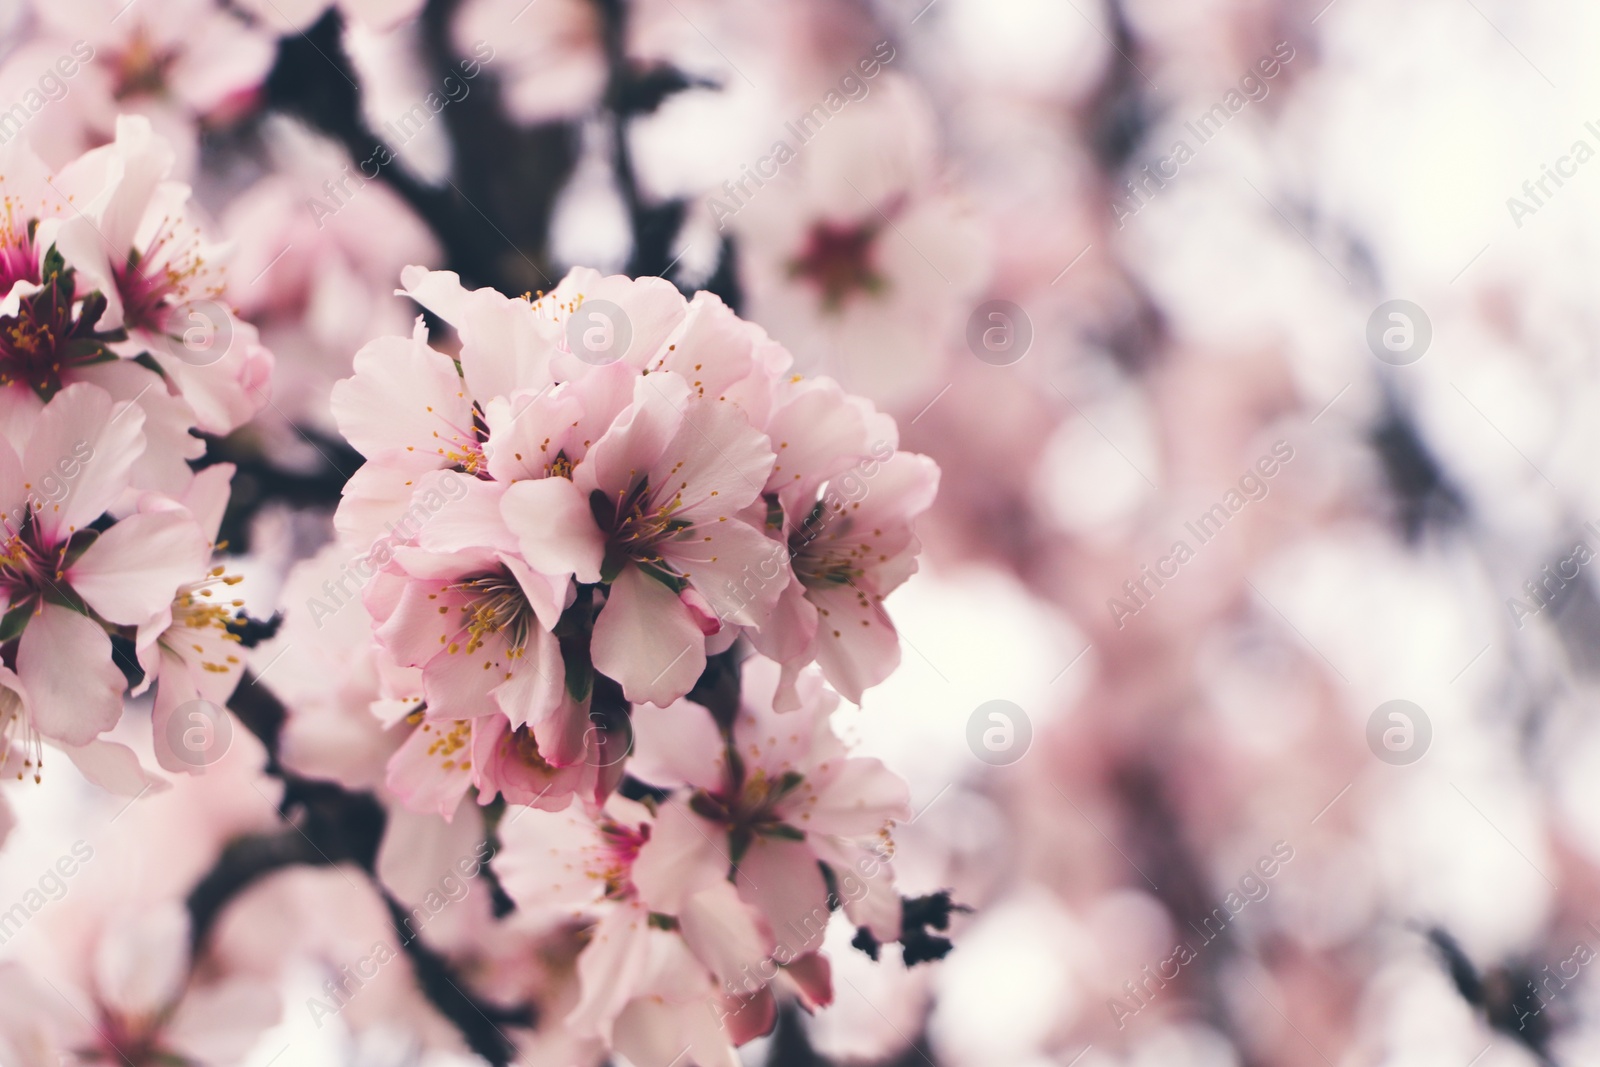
[319,263,938,1056]
[0,115,269,806]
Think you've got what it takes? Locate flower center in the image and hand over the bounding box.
[426,403,489,476]
[0,519,66,610]
[115,219,220,336]
[1,285,74,397]
[689,768,807,838]
[0,248,114,399]
[595,479,693,584]
[788,221,886,311]
[590,818,649,900]
[165,566,246,674]
[447,570,537,655]
[788,500,868,587]
[615,490,684,561]
[113,33,177,101]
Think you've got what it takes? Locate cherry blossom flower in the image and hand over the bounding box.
[728,74,989,406]
[751,376,938,706]
[360,468,585,762]
[494,793,772,1048]
[129,463,251,774]
[23,0,275,173]
[0,140,141,444]
[574,371,790,707]
[55,114,273,441]
[0,383,206,747]
[221,117,442,434]
[630,656,911,958]
[452,0,605,125]
[0,903,279,1066]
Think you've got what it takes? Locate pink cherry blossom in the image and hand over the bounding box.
[23,0,275,174]
[728,74,989,407]
[0,383,207,747]
[751,376,938,706]
[54,114,273,440]
[361,470,584,758]
[575,371,790,706]
[130,463,251,774]
[494,793,773,1047]
[0,903,280,1066]
[630,656,911,957]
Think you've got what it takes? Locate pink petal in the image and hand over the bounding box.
[385,718,475,818]
[782,951,833,1012]
[791,756,912,838]
[590,566,706,708]
[482,389,583,482]
[657,396,775,520]
[492,796,608,911]
[645,291,754,397]
[488,625,565,731]
[678,879,775,985]
[661,517,790,628]
[455,285,555,403]
[502,552,569,632]
[59,738,167,797]
[625,697,725,793]
[717,986,777,1046]
[579,373,689,498]
[568,901,653,1041]
[331,328,472,465]
[410,472,515,555]
[501,477,605,583]
[630,800,726,914]
[93,902,189,1019]
[24,383,145,543]
[809,582,903,705]
[735,836,830,959]
[69,511,208,626]
[17,605,124,745]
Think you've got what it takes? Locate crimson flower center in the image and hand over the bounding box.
[788,221,886,310]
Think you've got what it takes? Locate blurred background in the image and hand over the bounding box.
[4,0,1600,1064]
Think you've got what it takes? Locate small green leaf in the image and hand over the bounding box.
[728,827,753,867]
[759,823,806,842]
[564,657,593,703]
[636,560,687,594]
[0,601,33,642]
